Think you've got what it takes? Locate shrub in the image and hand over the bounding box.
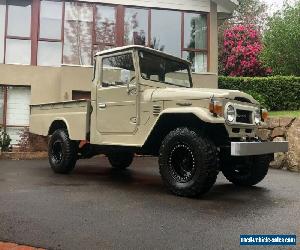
[222,25,271,77]
[17,127,48,152]
[0,129,12,152]
[218,76,300,111]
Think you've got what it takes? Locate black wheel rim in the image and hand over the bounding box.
[168,144,196,182]
[52,140,63,164]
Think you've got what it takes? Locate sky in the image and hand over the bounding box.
[263,0,297,14]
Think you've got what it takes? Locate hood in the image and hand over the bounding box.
[151,88,258,104]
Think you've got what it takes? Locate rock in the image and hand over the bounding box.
[271,127,286,138]
[269,137,288,169]
[279,117,295,127]
[257,129,271,141]
[286,119,300,172]
[267,118,280,129]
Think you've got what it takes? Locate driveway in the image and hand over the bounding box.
[0,157,299,250]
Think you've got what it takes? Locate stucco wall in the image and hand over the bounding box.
[0,64,218,104]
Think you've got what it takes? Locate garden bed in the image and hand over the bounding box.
[0,151,48,160]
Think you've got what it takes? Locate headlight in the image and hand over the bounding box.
[226,105,236,123]
[254,109,261,124]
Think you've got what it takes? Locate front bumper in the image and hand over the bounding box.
[231,141,289,156]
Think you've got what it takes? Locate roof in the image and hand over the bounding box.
[95,45,191,65]
[214,0,239,13]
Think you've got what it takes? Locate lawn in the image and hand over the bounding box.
[269,110,300,118]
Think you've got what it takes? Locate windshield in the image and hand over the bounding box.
[139,51,192,88]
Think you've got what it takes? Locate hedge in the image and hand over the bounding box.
[218,76,300,111]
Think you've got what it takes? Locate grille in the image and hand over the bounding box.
[236,109,252,124]
[153,105,162,116]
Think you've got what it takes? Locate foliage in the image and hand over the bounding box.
[218,76,300,111]
[218,0,267,74]
[222,25,271,77]
[17,128,48,152]
[260,2,300,76]
[0,129,11,152]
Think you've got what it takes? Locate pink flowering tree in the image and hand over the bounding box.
[222,25,271,77]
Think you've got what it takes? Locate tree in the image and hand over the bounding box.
[260,2,300,76]
[222,25,271,76]
[218,0,267,74]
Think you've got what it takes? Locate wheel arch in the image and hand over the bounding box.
[142,113,229,156]
[48,119,69,136]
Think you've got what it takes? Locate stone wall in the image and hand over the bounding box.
[258,117,300,172]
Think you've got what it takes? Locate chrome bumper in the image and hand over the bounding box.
[231,141,289,156]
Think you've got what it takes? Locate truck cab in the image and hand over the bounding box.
[30,45,288,197]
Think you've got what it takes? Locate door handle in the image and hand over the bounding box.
[98,103,107,109]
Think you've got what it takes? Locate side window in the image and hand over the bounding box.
[102,53,135,88]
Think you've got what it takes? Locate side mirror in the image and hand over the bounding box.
[121,69,136,95]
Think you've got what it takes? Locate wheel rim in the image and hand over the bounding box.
[52,140,63,164]
[168,144,196,182]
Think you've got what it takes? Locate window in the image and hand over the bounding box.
[139,51,191,88]
[95,5,116,45]
[0,85,31,144]
[38,0,63,66]
[0,0,5,63]
[183,13,208,73]
[63,2,93,65]
[151,9,181,58]
[5,0,32,65]
[102,53,135,88]
[124,8,148,46]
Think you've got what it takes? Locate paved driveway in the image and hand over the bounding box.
[0,157,299,250]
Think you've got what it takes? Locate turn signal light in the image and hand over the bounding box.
[209,100,223,116]
[262,109,269,122]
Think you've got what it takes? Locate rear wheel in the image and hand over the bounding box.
[107,151,134,170]
[48,129,78,174]
[159,127,219,197]
[221,155,272,186]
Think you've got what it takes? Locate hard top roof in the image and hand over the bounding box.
[95,45,191,65]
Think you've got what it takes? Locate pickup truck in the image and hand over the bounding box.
[30,45,288,197]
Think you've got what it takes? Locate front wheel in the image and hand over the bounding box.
[159,127,219,198]
[221,155,272,186]
[48,129,78,174]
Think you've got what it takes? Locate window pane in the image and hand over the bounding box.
[7,0,31,37]
[95,5,116,44]
[139,51,191,88]
[38,41,62,66]
[63,2,92,65]
[0,86,4,125]
[0,0,5,63]
[5,39,31,65]
[102,53,135,88]
[151,10,181,57]
[183,51,207,73]
[40,0,62,39]
[124,8,148,46]
[184,13,207,50]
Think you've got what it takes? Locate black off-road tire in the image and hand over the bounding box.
[48,129,78,174]
[107,151,134,170]
[221,154,272,186]
[159,127,219,198]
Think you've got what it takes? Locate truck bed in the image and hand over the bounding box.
[30,100,91,140]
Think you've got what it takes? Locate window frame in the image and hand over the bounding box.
[1,1,210,70]
[4,0,32,65]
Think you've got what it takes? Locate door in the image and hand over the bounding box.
[96,52,137,134]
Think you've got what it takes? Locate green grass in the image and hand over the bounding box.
[269,110,300,118]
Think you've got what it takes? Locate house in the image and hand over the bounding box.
[0,0,237,144]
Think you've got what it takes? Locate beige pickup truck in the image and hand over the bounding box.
[30,45,288,197]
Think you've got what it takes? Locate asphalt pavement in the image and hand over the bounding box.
[0,157,299,250]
